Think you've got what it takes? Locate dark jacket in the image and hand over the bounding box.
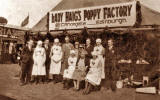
[21,46,33,64]
[44,45,51,66]
[85,45,93,59]
[105,49,120,80]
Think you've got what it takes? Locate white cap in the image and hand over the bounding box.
[96,38,102,43]
[37,40,43,45]
[54,38,59,43]
[70,50,76,54]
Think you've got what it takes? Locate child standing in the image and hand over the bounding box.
[63,50,78,89]
[83,51,102,94]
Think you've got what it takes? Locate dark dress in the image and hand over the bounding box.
[72,57,88,81]
[20,46,33,83]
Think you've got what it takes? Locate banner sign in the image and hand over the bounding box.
[49,1,137,31]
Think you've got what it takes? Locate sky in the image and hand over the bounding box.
[0,0,61,28]
[0,0,160,28]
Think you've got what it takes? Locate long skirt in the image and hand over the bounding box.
[32,63,46,76]
[98,55,105,79]
[72,69,86,81]
[85,68,102,86]
[63,66,75,79]
[50,57,62,75]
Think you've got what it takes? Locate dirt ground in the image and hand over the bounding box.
[0,64,160,100]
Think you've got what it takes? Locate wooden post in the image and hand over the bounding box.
[158,77,160,94]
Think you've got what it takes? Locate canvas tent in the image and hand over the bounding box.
[32,0,160,32]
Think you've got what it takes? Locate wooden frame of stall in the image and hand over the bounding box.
[30,25,160,91]
[0,25,29,63]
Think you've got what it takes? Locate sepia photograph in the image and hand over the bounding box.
[0,0,160,100]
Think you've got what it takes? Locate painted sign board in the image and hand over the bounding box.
[49,1,137,31]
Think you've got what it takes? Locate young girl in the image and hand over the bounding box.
[72,50,88,91]
[83,51,102,94]
[63,50,78,89]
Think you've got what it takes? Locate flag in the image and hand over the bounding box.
[21,15,29,27]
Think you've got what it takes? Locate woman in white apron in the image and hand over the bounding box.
[49,38,63,83]
[32,40,46,84]
[83,51,102,95]
[63,50,78,89]
[93,38,105,79]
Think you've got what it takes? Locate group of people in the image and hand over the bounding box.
[19,36,118,94]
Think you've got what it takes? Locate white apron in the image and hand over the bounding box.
[50,45,62,75]
[94,45,105,79]
[85,58,102,86]
[32,47,46,75]
[63,56,77,79]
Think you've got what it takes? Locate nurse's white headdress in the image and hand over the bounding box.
[54,38,59,43]
[37,40,43,45]
[96,38,102,43]
[70,50,76,55]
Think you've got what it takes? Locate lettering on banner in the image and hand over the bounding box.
[65,11,81,22]
[51,13,63,23]
[83,9,101,21]
[49,1,137,30]
[103,5,132,19]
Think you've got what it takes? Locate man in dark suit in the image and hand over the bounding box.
[44,38,51,82]
[103,38,119,91]
[20,39,34,86]
[85,38,93,72]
